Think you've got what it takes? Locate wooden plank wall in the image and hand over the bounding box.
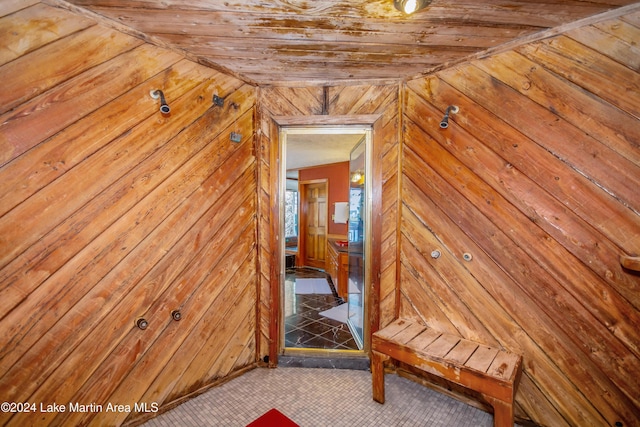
[0,3,258,426]
[2,2,638,427]
[257,85,400,362]
[401,9,640,427]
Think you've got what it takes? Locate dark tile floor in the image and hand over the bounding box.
[284,267,359,350]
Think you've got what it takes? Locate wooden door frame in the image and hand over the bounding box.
[268,115,382,363]
[298,178,328,269]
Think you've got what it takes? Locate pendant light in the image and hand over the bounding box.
[394,0,432,14]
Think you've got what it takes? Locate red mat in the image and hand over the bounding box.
[246,408,299,427]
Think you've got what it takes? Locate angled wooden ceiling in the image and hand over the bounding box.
[59,0,636,85]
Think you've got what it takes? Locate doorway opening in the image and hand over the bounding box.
[280,126,372,355]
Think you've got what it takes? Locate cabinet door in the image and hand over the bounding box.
[326,244,337,280]
[338,252,349,299]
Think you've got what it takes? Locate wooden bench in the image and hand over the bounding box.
[372,318,523,427]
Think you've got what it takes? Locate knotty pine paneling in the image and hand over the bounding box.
[401,11,640,427]
[257,84,400,362]
[0,3,257,426]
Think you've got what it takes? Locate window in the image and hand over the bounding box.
[284,190,298,238]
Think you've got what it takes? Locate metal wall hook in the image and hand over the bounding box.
[440,105,459,129]
[171,310,182,321]
[213,94,225,107]
[150,90,171,115]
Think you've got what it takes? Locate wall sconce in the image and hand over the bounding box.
[150,90,171,115]
[394,0,432,14]
[440,105,459,129]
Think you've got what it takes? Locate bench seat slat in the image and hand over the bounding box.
[375,318,412,340]
[446,339,480,365]
[408,328,441,350]
[394,321,428,344]
[424,333,461,358]
[488,350,522,382]
[465,345,500,373]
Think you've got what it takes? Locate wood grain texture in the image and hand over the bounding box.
[1,3,639,427]
[0,6,257,426]
[400,12,640,427]
[0,42,176,166]
[0,3,94,65]
[0,24,144,114]
[257,84,399,360]
[58,0,637,84]
[621,255,640,271]
[373,317,522,392]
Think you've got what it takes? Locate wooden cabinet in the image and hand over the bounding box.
[326,239,349,299]
[326,242,339,291]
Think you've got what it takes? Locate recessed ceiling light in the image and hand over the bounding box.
[394,0,432,15]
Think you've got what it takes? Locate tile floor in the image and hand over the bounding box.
[142,367,498,427]
[140,269,523,427]
[284,267,358,350]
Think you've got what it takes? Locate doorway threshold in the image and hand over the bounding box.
[279,350,370,371]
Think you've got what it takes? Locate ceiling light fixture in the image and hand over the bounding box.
[394,0,432,14]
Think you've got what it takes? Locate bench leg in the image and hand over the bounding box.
[371,350,388,404]
[488,397,514,427]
